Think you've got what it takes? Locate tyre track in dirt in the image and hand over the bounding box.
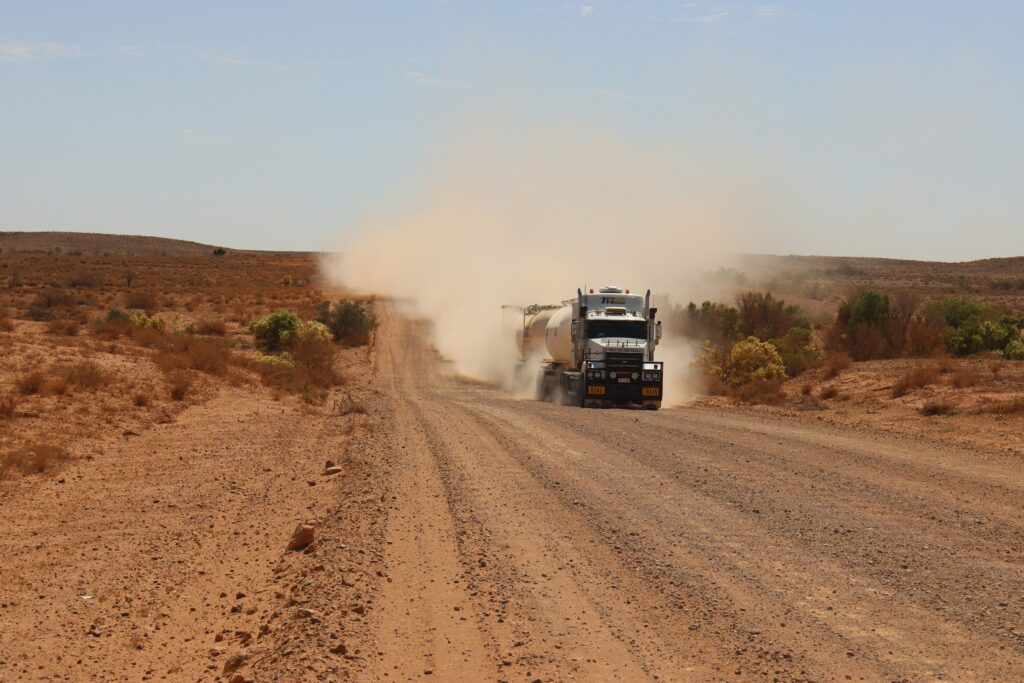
[366,304,1024,682]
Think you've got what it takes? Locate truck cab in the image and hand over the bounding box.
[571,286,663,409]
[528,285,662,409]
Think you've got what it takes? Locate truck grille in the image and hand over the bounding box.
[605,351,643,371]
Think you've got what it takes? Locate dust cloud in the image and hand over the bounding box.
[322,129,755,406]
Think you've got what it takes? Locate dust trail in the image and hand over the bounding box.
[322,128,751,406]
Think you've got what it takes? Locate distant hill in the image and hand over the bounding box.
[0,231,227,256]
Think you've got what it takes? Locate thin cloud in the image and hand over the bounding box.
[405,70,439,85]
[0,42,86,63]
[103,45,145,58]
[754,4,784,20]
[670,8,730,24]
[192,50,288,70]
[581,4,594,17]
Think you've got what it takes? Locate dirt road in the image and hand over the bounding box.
[364,308,1024,682]
[2,305,1023,682]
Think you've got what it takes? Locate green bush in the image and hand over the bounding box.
[829,290,897,360]
[682,301,740,345]
[102,308,165,331]
[770,326,823,377]
[253,352,295,367]
[728,336,787,385]
[936,297,1023,357]
[316,300,376,346]
[736,291,810,340]
[1003,338,1024,361]
[250,311,302,352]
[683,292,811,346]
[697,336,786,387]
[128,309,166,331]
[848,291,890,329]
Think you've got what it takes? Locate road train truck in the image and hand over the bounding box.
[513,285,663,409]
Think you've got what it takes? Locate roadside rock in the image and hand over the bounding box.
[287,523,315,551]
[222,652,248,674]
[322,466,344,476]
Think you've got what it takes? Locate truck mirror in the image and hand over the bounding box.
[655,320,662,343]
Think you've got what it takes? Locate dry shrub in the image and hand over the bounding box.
[291,336,338,386]
[42,376,69,396]
[906,312,947,356]
[154,336,232,376]
[948,367,981,389]
[800,382,813,396]
[91,318,132,340]
[0,308,14,332]
[891,364,939,398]
[981,398,1024,415]
[16,370,46,395]
[193,318,227,336]
[61,360,109,390]
[131,325,166,348]
[730,379,785,405]
[0,393,16,418]
[990,361,1004,382]
[168,370,193,401]
[133,391,151,407]
[0,444,69,477]
[67,269,100,288]
[46,317,81,336]
[335,393,367,416]
[823,353,852,379]
[26,288,77,321]
[921,398,955,416]
[124,290,158,313]
[700,372,729,396]
[820,385,839,400]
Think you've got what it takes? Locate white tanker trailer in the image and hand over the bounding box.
[512,285,663,409]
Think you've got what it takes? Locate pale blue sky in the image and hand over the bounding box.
[2,1,1023,259]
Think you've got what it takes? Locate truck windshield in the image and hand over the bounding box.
[587,320,647,339]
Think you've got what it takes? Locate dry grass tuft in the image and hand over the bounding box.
[948,367,981,389]
[891,364,940,398]
[133,391,151,407]
[731,379,785,405]
[335,393,367,416]
[0,307,14,332]
[155,335,233,376]
[124,290,158,313]
[820,385,839,400]
[42,376,69,396]
[921,398,955,416]
[823,353,852,379]
[980,398,1024,415]
[0,444,70,477]
[0,393,16,419]
[46,318,81,336]
[61,360,110,390]
[167,370,193,401]
[191,318,227,336]
[16,370,46,395]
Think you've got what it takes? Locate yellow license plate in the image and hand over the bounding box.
[642,387,660,397]
[587,385,605,395]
